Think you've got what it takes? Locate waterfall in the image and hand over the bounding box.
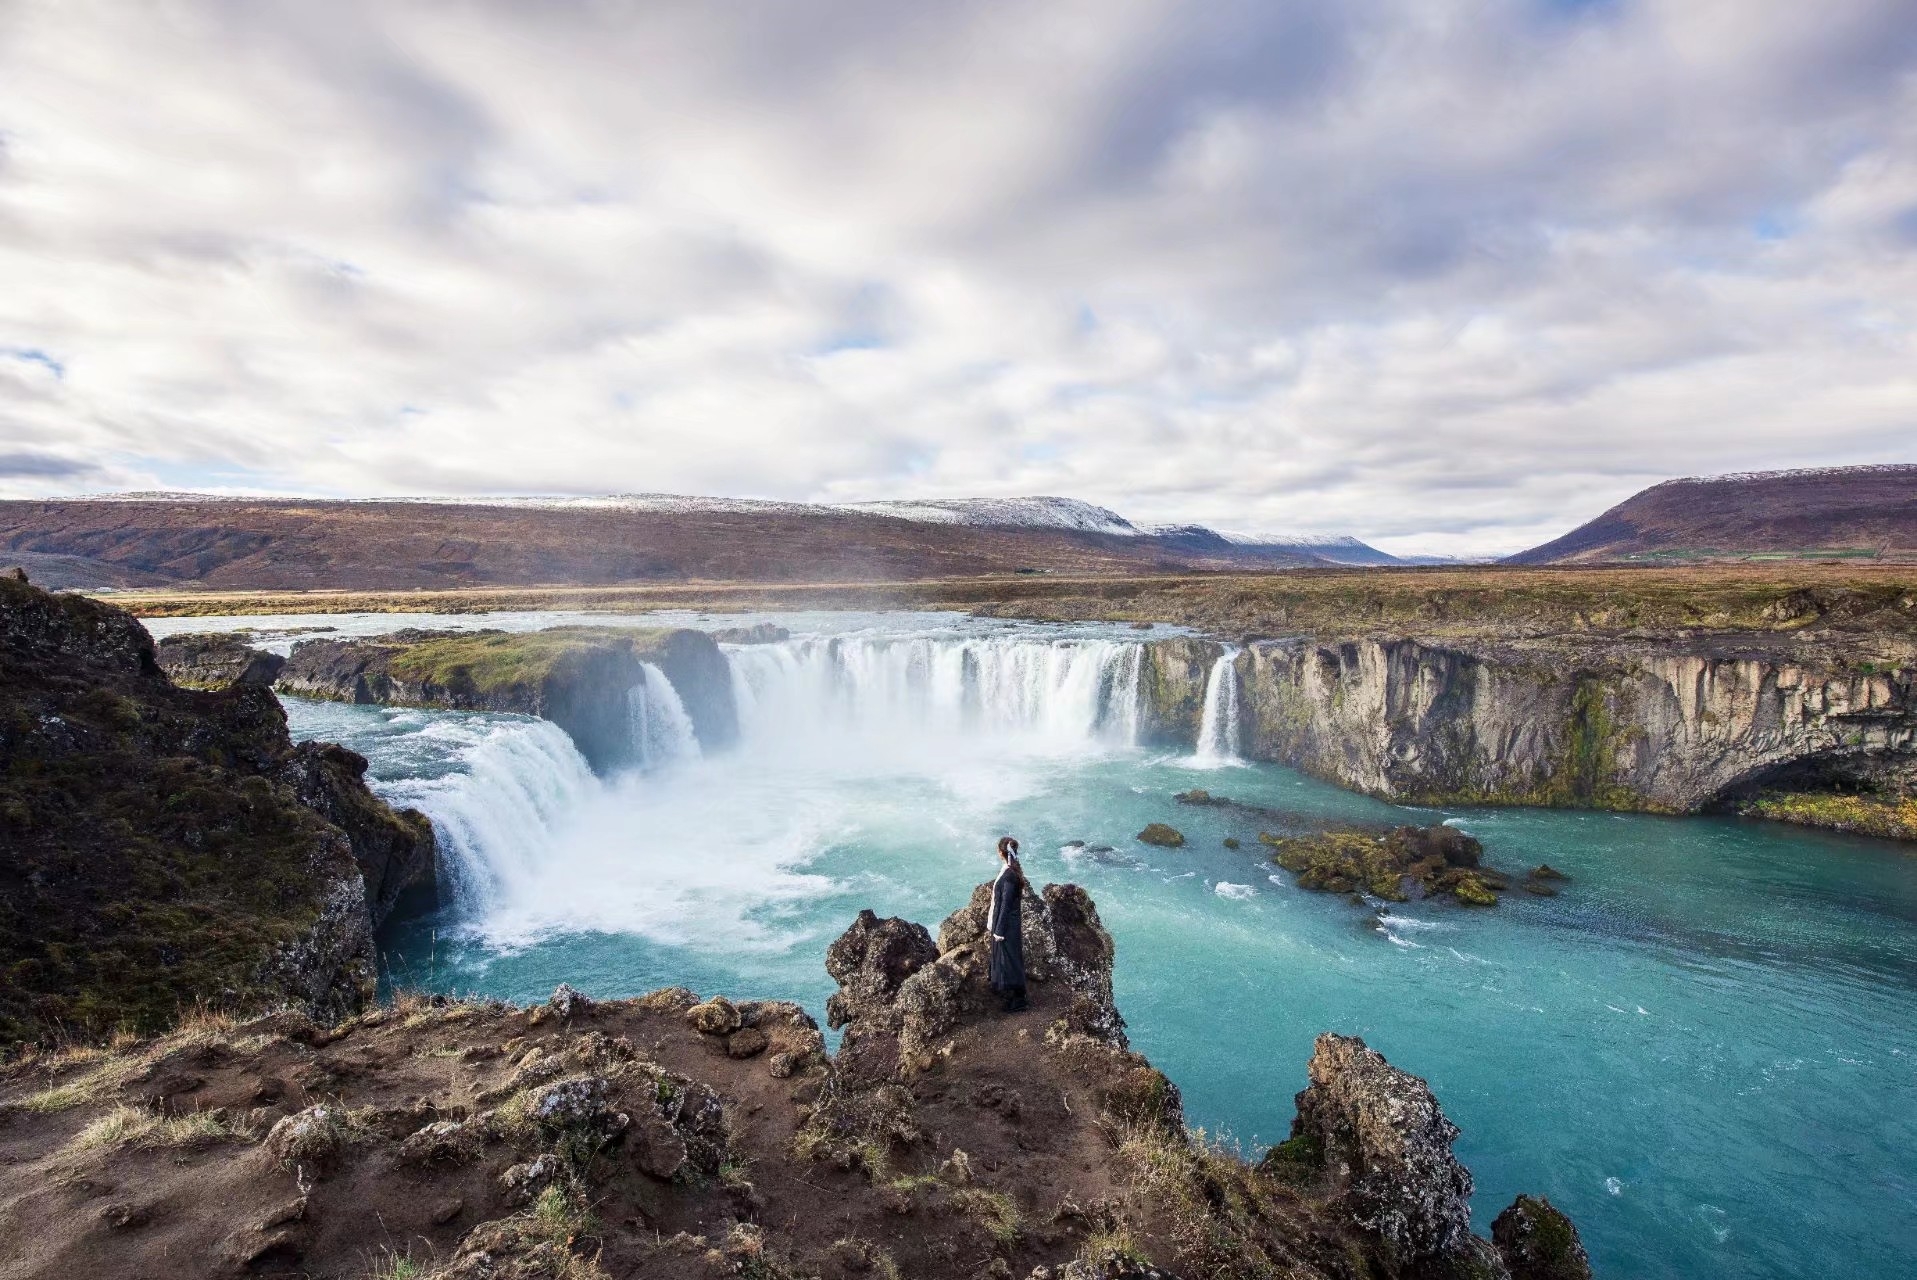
[626,661,702,768]
[723,634,1146,751]
[375,717,599,918]
[1193,649,1243,765]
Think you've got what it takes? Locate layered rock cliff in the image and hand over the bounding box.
[0,573,435,1046]
[0,885,1588,1280]
[275,626,736,771]
[1229,635,1917,812]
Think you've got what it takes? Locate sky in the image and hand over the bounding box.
[1,1,1914,556]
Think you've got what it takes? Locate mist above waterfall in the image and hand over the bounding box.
[284,622,1159,954]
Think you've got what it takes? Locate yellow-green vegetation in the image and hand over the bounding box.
[17,1056,138,1113]
[950,1186,1022,1245]
[1256,1132,1323,1186]
[1108,1121,1303,1276]
[363,1249,424,1280]
[66,1103,251,1154]
[384,626,671,694]
[1745,791,1917,843]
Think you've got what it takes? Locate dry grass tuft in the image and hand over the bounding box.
[67,1104,250,1154]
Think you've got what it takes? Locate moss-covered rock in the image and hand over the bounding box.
[1740,789,1917,843]
[1265,824,1510,907]
[1492,1194,1592,1280]
[1136,823,1186,848]
[0,576,431,1047]
[276,625,737,771]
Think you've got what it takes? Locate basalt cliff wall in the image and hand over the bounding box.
[1142,633,1917,814]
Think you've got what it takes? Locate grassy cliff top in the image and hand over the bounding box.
[102,564,1917,646]
[377,626,679,693]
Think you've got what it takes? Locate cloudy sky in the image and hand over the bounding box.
[1,1,1913,554]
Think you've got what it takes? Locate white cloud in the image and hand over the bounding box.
[1,0,1913,553]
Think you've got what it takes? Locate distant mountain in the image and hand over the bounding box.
[833,496,1140,537]
[0,492,1342,592]
[1215,531,1403,567]
[1508,464,1917,565]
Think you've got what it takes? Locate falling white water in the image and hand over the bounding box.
[283,625,1155,949]
[373,717,601,918]
[1193,649,1244,766]
[626,661,702,768]
[725,635,1146,752]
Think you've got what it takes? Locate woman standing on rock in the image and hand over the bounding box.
[987,836,1028,1012]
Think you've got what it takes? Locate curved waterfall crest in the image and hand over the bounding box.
[725,633,1147,748]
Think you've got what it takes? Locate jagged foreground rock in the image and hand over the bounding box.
[0,882,1588,1279]
[0,573,435,1045]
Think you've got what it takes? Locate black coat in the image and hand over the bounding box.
[988,869,1026,991]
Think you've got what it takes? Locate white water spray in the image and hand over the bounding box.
[1193,649,1244,765]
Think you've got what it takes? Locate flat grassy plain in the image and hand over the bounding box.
[108,563,1917,645]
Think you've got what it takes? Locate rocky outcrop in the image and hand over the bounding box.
[276,625,737,771]
[1493,1196,1593,1280]
[0,887,1584,1280]
[154,631,285,689]
[1289,1033,1479,1271]
[1226,634,1917,812]
[710,622,790,644]
[0,574,433,1045]
[275,741,437,924]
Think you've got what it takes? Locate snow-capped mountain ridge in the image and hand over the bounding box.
[834,496,1140,536]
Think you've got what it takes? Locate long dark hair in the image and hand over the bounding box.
[997,836,1025,887]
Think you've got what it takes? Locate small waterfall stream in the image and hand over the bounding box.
[1193,649,1243,765]
[626,661,702,767]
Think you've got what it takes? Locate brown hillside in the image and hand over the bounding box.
[0,498,1313,591]
[1509,464,1917,564]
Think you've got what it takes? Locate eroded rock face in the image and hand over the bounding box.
[1290,1033,1475,1270]
[1237,634,1917,812]
[155,632,286,690]
[275,741,436,926]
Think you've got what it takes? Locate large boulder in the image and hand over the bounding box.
[823,909,939,1031]
[1289,1033,1476,1271]
[1493,1196,1592,1280]
[155,632,286,690]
